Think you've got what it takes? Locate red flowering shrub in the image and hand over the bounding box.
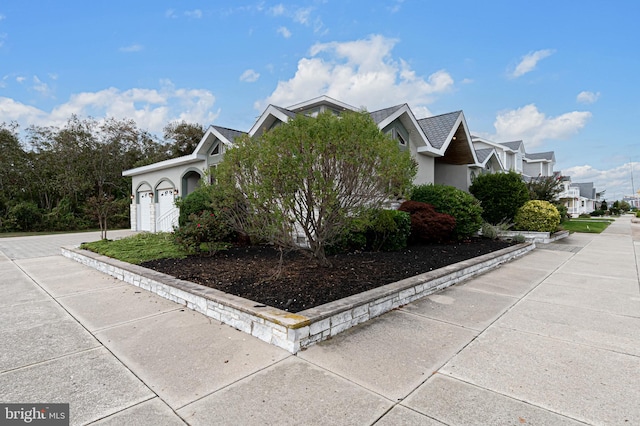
[398,200,456,243]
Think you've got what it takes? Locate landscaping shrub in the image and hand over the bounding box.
[328,209,411,253]
[409,184,482,239]
[590,209,605,217]
[554,203,569,223]
[365,209,411,251]
[399,200,456,243]
[514,200,561,233]
[173,210,234,254]
[469,171,529,224]
[636,210,640,218]
[579,213,591,219]
[175,184,215,227]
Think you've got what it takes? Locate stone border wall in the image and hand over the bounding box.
[62,242,534,354]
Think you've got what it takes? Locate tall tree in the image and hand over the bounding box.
[163,121,205,157]
[217,111,417,266]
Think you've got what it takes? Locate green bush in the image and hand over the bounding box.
[329,209,411,253]
[409,184,483,239]
[579,213,591,219]
[554,203,568,223]
[365,209,411,251]
[399,201,456,243]
[469,171,530,224]
[175,184,215,227]
[173,210,234,254]
[514,200,561,233]
[590,209,605,217]
[636,210,640,218]
[7,201,43,231]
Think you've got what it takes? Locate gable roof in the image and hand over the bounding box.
[500,140,525,151]
[369,104,405,125]
[570,182,596,199]
[212,125,246,144]
[474,148,494,164]
[417,111,462,150]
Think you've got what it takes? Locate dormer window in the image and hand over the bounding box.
[210,142,221,156]
[389,127,407,147]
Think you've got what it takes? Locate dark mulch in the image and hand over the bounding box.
[140,238,512,313]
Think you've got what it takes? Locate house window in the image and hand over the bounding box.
[210,142,220,156]
[390,128,407,146]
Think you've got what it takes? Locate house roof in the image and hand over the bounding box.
[417,111,463,150]
[369,104,406,125]
[500,140,525,151]
[474,148,494,164]
[212,125,246,144]
[525,151,555,162]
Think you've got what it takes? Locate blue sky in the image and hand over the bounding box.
[1,1,639,200]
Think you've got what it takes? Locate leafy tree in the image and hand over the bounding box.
[600,200,608,211]
[469,171,530,224]
[216,111,417,266]
[619,200,631,212]
[527,175,564,202]
[164,121,205,157]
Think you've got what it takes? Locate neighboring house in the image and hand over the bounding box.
[124,96,561,232]
[622,195,640,209]
[558,177,599,217]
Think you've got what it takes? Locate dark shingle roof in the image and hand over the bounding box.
[500,140,524,151]
[526,151,555,161]
[212,126,247,143]
[369,104,405,125]
[273,105,297,119]
[417,111,462,149]
[474,148,494,164]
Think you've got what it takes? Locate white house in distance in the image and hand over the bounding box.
[558,178,600,217]
[123,96,557,232]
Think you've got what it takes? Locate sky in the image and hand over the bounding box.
[1,0,639,201]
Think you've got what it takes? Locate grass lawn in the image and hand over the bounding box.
[80,232,189,264]
[562,218,614,233]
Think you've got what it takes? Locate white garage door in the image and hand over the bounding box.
[138,191,152,232]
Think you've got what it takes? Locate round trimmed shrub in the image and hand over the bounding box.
[514,200,560,232]
[409,184,482,239]
[469,171,529,225]
[175,184,215,226]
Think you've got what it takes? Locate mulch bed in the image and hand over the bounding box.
[140,238,512,313]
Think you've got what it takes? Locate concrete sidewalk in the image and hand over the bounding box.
[0,221,639,425]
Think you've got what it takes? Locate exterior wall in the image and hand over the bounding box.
[523,161,541,177]
[434,163,469,191]
[412,154,434,185]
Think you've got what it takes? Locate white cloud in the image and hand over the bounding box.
[255,35,453,115]
[563,162,639,199]
[277,26,292,38]
[488,104,591,147]
[165,9,177,18]
[0,14,5,21]
[509,49,555,78]
[270,4,286,16]
[184,9,203,19]
[32,76,53,98]
[240,69,260,83]
[0,80,219,134]
[389,0,405,13]
[293,7,312,25]
[16,76,26,83]
[577,90,600,104]
[119,44,143,53]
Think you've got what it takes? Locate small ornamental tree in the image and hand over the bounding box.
[399,201,456,243]
[527,175,564,202]
[469,170,530,224]
[216,111,417,266]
